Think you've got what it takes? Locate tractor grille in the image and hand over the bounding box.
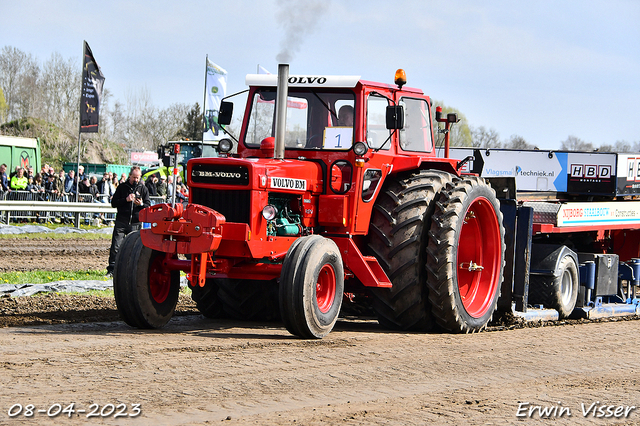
[191,188,251,225]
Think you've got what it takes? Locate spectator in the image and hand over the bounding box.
[44,173,59,196]
[167,176,174,199]
[88,176,100,199]
[10,168,27,190]
[77,165,86,182]
[64,170,77,197]
[27,166,35,180]
[156,175,167,199]
[29,173,46,201]
[78,177,92,198]
[145,174,158,196]
[56,171,66,196]
[0,163,10,193]
[97,172,114,202]
[119,173,127,184]
[106,166,151,276]
[9,166,19,180]
[25,176,35,192]
[41,164,50,178]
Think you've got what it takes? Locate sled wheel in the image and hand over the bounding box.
[190,279,225,319]
[366,170,453,331]
[280,235,344,339]
[113,231,179,329]
[426,176,505,333]
[530,255,579,318]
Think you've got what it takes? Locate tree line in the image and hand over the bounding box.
[0,45,202,166]
[1,45,637,162]
[432,105,639,153]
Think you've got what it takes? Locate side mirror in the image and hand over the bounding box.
[218,101,234,125]
[386,105,404,130]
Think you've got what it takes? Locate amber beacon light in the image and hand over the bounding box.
[394,69,407,89]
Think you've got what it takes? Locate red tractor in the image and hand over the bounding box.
[113,65,505,338]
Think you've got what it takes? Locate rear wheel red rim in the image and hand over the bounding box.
[456,196,501,318]
[316,264,336,314]
[149,255,171,304]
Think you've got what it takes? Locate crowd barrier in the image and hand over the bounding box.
[0,192,168,225]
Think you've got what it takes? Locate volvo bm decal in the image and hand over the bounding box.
[270,177,307,191]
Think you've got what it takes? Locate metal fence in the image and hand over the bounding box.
[0,191,110,225]
[0,192,167,225]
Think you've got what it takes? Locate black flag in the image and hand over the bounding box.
[80,41,105,133]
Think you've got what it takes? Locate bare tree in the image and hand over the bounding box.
[560,135,594,151]
[0,46,33,121]
[471,126,501,148]
[503,134,536,150]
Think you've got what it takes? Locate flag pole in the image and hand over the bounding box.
[201,55,208,153]
[75,41,87,206]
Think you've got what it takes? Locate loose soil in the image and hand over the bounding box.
[1,238,639,425]
[0,238,111,272]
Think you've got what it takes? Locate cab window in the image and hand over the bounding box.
[366,94,390,150]
[398,97,433,152]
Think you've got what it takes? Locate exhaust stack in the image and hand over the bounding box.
[274,63,289,160]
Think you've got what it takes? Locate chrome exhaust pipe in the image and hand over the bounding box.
[274,63,289,160]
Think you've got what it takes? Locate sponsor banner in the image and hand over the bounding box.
[616,154,640,195]
[130,151,159,164]
[270,177,307,191]
[79,41,105,133]
[446,148,617,195]
[203,59,227,142]
[557,201,640,227]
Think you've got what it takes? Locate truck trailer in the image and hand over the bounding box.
[112,65,640,338]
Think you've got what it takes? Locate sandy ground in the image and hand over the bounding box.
[1,238,639,425]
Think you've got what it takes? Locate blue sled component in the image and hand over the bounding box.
[513,308,559,322]
[570,303,639,320]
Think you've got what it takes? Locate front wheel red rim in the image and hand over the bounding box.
[149,255,172,304]
[316,264,337,314]
[456,197,501,318]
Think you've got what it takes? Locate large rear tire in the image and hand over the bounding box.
[280,235,344,339]
[426,177,505,333]
[113,231,180,329]
[217,278,280,321]
[366,171,452,331]
[190,279,225,319]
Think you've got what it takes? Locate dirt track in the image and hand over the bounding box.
[1,238,640,425]
[0,238,110,272]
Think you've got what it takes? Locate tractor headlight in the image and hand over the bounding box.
[218,138,233,153]
[262,204,278,220]
[353,141,368,156]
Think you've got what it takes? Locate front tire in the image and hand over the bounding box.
[426,177,505,333]
[279,236,344,339]
[113,231,180,329]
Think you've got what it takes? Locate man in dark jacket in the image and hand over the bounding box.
[106,166,151,276]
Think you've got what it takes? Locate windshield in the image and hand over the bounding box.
[244,88,355,150]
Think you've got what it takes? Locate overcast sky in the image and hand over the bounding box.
[2,0,639,150]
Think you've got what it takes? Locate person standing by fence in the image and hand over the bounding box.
[10,168,27,190]
[106,166,150,276]
[1,164,10,193]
